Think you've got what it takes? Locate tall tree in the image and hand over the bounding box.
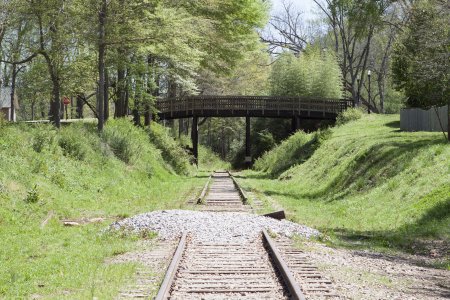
[392,0,449,139]
[260,1,309,55]
[314,0,391,110]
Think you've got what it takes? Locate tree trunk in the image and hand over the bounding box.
[144,104,151,126]
[115,68,127,117]
[76,95,84,118]
[97,0,106,131]
[132,108,140,126]
[31,101,35,120]
[10,63,16,122]
[378,78,385,113]
[125,69,130,115]
[49,78,61,128]
[104,68,109,121]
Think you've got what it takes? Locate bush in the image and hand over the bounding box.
[147,124,192,175]
[336,107,363,126]
[32,126,56,153]
[102,120,138,163]
[0,113,6,126]
[58,131,87,161]
[24,185,39,203]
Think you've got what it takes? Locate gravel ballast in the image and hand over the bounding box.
[110,209,320,243]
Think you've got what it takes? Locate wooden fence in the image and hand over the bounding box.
[400,105,448,132]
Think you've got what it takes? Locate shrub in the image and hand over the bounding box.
[58,132,87,161]
[32,127,56,153]
[0,113,6,126]
[24,185,39,203]
[102,120,138,163]
[147,124,192,175]
[336,107,363,126]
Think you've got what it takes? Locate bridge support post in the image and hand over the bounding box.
[191,116,198,165]
[245,116,251,168]
[292,116,300,132]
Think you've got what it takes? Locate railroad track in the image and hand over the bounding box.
[156,231,305,300]
[150,171,337,299]
[197,171,252,212]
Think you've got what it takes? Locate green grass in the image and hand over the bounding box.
[198,145,231,172]
[239,114,449,268]
[0,120,217,298]
[254,129,331,177]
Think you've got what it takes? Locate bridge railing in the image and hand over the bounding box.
[156,96,352,116]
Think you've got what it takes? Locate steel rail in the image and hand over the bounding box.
[228,171,248,204]
[262,229,306,300]
[197,174,212,204]
[154,232,187,300]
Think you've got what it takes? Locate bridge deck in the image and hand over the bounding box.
[156,96,352,120]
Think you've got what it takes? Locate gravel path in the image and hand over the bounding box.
[109,209,319,243]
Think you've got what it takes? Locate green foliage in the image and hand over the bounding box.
[392,0,449,108]
[254,129,331,177]
[58,126,89,161]
[17,58,53,121]
[0,113,6,126]
[23,185,39,203]
[336,107,363,126]
[148,123,193,175]
[102,119,142,164]
[241,115,449,262]
[270,48,343,98]
[32,126,56,153]
[198,145,230,171]
[0,121,206,298]
[254,129,276,155]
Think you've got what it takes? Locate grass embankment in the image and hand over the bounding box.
[240,114,449,268]
[0,119,218,298]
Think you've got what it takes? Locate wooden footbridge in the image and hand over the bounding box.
[156,96,352,164]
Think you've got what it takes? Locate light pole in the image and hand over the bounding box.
[367,70,371,114]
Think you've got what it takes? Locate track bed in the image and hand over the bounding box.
[169,237,289,299]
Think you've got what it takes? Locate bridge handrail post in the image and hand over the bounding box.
[292,97,294,115]
[323,98,326,116]
[277,97,279,116]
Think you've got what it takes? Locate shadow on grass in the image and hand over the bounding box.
[385,120,400,129]
[320,188,450,268]
[263,138,445,202]
[233,173,273,180]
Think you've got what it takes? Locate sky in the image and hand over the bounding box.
[270,0,319,21]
